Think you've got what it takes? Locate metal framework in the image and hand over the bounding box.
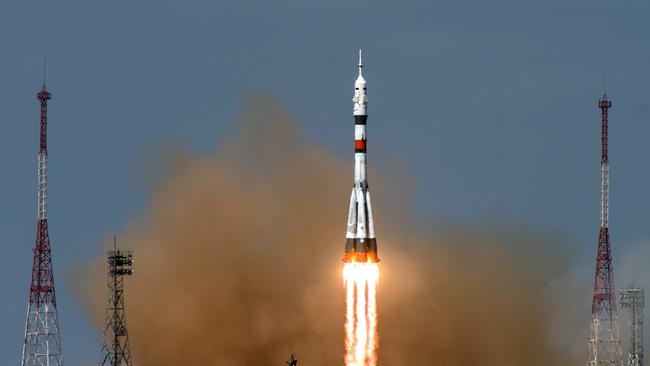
[620,286,644,366]
[286,354,298,366]
[21,82,64,366]
[99,238,134,366]
[587,93,622,366]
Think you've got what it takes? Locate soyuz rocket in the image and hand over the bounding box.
[343,50,379,264]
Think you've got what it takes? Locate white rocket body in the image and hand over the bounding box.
[343,50,378,263]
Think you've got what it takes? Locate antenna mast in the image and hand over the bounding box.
[586,93,622,366]
[21,71,64,366]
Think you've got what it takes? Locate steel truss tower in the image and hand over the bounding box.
[587,93,622,366]
[99,238,134,366]
[620,286,644,366]
[21,81,64,366]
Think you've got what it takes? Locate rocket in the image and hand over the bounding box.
[343,50,379,264]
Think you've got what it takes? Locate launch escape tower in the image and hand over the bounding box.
[21,80,64,366]
[99,238,134,366]
[587,93,622,366]
[620,286,644,366]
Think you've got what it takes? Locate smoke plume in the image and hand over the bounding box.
[77,92,581,366]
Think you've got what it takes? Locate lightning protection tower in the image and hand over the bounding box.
[21,78,64,366]
[620,286,644,366]
[99,238,134,366]
[587,93,622,366]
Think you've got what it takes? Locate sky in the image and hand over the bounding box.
[1,0,649,364]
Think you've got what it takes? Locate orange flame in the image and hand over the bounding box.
[343,262,379,366]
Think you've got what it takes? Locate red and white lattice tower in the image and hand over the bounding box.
[587,93,622,366]
[21,81,64,366]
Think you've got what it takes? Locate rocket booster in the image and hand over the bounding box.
[343,50,378,264]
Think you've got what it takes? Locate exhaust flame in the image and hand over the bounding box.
[344,262,379,366]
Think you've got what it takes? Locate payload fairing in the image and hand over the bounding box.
[343,50,378,264]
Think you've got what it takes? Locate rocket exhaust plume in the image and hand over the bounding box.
[343,50,379,366]
[344,263,379,366]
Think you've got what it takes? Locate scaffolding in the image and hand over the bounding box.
[99,238,134,366]
[620,286,644,366]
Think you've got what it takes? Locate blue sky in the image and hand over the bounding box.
[1,0,649,363]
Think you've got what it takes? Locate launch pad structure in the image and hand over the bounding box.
[99,238,134,366]
[620,286,644,366]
